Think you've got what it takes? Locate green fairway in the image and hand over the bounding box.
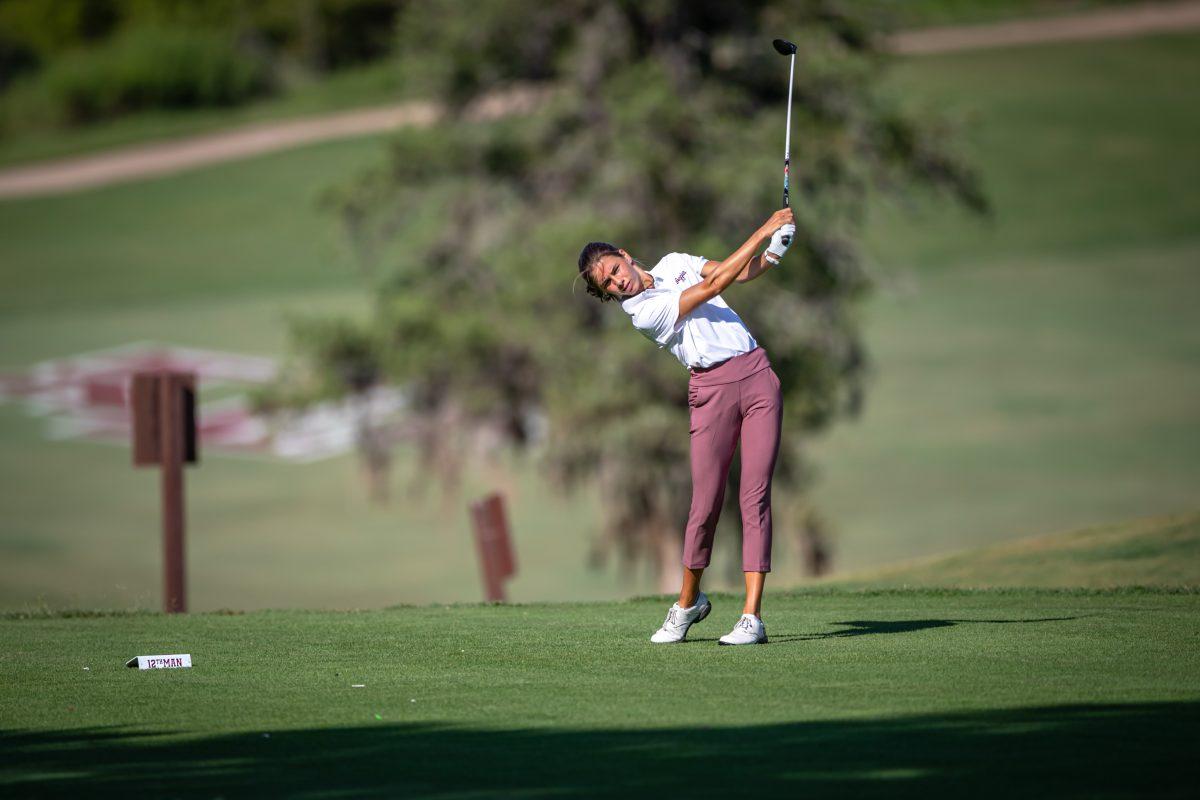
[809,32,1200,568]
[833,511,1200,588]
[0,134,391,323]
[810,238,1200,569]
[2,589,1197,797]
[878,0,1135,27]
[0,399,640,611]
[868,34,1200,266]
[1,34,1198,610]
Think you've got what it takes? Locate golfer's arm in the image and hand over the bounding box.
[699,252,776,284]
[678,228,769,319]
[734,254,775,284]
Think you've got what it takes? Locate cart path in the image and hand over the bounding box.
[889,0,1200,54]
[0,86,549,200]
[2,2,1199,200]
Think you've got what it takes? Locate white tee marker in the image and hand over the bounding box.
[126,654,192,669]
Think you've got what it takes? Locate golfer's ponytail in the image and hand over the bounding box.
[577,241,621,303]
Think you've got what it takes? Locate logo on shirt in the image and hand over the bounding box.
[675,271,687,285]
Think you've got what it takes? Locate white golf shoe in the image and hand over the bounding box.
[718,613,769,646]
[650,592,712,643]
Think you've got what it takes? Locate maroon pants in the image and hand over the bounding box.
[683,347,783,573]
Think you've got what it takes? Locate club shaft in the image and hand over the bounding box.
[783,53,794,208]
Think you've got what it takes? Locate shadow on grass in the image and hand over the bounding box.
[774,616,1080,643]
[3,702,1197,798]
[685,616,1078,644]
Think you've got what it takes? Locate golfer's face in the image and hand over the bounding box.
[593,252,642,300]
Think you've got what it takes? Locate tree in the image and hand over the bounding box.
[283,0,987,587]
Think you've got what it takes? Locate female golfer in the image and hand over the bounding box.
[577,208,796,645]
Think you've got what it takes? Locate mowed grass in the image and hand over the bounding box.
[833,511,1200,588]
[0,134,387,321]
[1,589,1198,797]
[875,0,1136,27]
[0,34,1198,610]
[811,238,1200,569]
[0,399,639,611]
[809,33,1200,569]
[867,33,1200,266]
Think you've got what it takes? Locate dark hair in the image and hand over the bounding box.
[577,241,622,303]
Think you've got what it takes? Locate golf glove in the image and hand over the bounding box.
[766,223,796,263]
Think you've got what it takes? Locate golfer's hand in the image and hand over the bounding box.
[766,223,797,262]
[761,208,795,238]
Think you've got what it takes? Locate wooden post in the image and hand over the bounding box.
[470,493,517,602]
[132,371,197,614]
[159,374,185,613]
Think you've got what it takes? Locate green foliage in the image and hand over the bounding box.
[0,33,38,93]
[1,25,273,127]
[304,0,405,70]
[0,0,404,128]
[251,315,382,414]
[0,0,120,63]
[285,0,986,576]
[394,0,581,105]
[0,0,404,69]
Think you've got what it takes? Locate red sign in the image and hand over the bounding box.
[470,494,517,602]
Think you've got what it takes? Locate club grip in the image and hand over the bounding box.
[781,190,791,246]
[783,152,792,244]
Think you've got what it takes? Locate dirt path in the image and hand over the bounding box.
[889,0,1200,54]
[2,2,1198,200]
[0,86,548,200]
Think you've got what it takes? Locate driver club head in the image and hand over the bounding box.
[773,38,797,56]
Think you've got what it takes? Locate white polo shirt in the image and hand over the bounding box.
[620,252,757,369]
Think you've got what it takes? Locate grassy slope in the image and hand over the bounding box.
[1,589,1197,797]
[868,33,1200,265]
[0,136,383,320]
[872,0,1138,27]
[809,33,1200,569]
[832,511,1200,587]
[0,35,1197,610]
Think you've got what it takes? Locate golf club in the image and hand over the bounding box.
[773,38,797,246]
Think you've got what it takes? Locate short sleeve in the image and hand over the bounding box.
[677,253,708,279]
[628,290,682,347]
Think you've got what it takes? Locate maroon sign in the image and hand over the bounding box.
[470,493,517,602]
[131,371,198,614]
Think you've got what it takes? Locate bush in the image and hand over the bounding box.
[3,24,275,127]
[0,0,120,64]
[0,33,40,93]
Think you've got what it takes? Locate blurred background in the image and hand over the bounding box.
[0,0,1196,611]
